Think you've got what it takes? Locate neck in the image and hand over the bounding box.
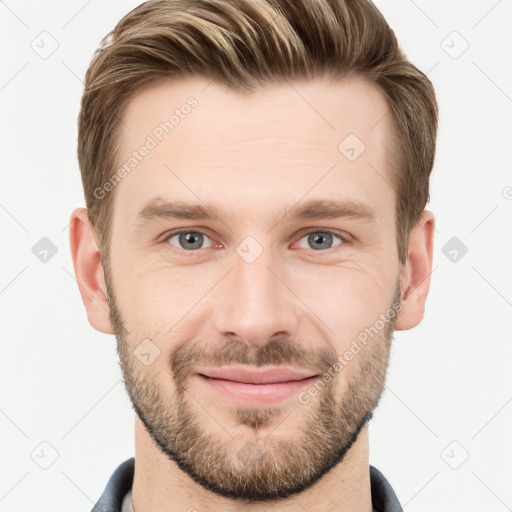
[131,416,374,512]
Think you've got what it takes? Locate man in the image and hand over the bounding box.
[69,0,437,510]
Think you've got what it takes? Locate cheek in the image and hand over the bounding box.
[115,257,396,334]
[110,264,215,386]
[110,248,208,330]
[290,258,397,331]
[290,262,397,391]
[111,236,399,359]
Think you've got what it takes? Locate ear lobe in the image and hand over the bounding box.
[69,207,113,334]
[395,210,435,331]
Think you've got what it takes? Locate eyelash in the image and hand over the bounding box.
[161,228,352,255]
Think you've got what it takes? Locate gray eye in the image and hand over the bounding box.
[298,231,343,251]
[168,231,212,251]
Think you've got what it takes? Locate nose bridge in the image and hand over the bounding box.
[213,244,298,345]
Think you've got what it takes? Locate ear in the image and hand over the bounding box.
[395,209,435,330]
[69,207,113,334]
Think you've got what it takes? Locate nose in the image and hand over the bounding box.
[212,247,299,347]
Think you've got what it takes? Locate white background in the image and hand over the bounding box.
[1,1,511,510]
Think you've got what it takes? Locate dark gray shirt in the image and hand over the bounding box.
[91,458,403,512]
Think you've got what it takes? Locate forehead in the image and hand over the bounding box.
[112,75,394,226]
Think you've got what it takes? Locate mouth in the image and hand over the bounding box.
[194,367,320,405]
[197,366,318,384]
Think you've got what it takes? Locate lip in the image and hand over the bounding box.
[196,366,318,384]
[194,367,320,406]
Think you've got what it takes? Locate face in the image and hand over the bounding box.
[104,76,403,501]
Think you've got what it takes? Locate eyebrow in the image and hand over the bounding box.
[134,197,376,227]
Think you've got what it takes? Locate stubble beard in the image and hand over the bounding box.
[106,273,400,502]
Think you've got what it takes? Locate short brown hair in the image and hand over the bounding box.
[77,0,438,266]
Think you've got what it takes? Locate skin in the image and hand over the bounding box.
[70,75,434,511]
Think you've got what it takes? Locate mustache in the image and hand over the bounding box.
[171,337,339,386]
